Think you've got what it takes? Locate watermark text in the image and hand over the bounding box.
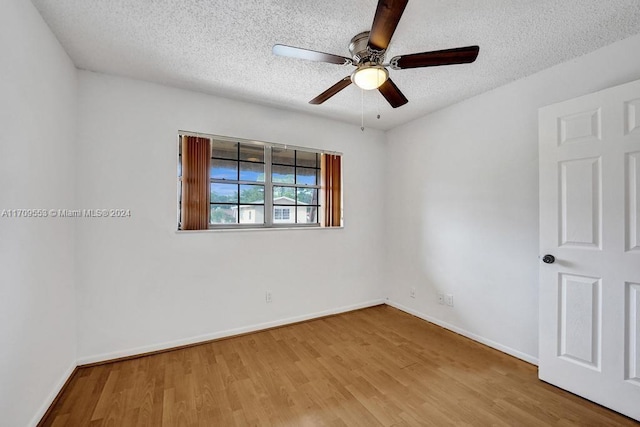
[1,209,132,218]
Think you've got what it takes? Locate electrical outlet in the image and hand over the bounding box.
[445,294,454,307]
[266,291,272,303]
[437,293,445,305]
[410,287,416,298]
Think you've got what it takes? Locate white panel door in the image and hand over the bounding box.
[539,78,640,420]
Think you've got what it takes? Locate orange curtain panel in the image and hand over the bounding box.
[181,136,211,230]
[322,154,342,227]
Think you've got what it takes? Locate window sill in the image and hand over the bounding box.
[176,225,343,234]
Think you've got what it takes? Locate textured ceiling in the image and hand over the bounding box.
[31,0,640,130]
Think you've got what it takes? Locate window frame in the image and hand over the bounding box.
[209,140,266,226]
[178,131,340,231]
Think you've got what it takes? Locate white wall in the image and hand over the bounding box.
[74,71,387,362]
[0,1,78,426]
[384,34,640,363]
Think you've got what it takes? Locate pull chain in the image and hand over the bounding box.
[361,88,365,131]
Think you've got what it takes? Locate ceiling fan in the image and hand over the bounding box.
[272,0,479,108]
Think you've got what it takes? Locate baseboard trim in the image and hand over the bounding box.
[32,363,78,427]
[77,299,386,366]
[385,300,539,366]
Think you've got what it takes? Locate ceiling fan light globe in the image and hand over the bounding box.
[351,66,389,90]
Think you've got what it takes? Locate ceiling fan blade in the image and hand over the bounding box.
[273,44,352,65]
[390,45,480,69]
[309,77,352,105]
[367,0,409,52]
[378,78,408,108]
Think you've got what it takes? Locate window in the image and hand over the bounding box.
[209,139,265,225]
[272,147,320,224]
[274,207,290,221]
[178,133,342,230]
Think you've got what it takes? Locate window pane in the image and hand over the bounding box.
[240,184,264,204]
[297,151,318,168]
[239,161,265,182]
[211,159,238,180]
[239,205,264,224]
[296,167,317,185]
[212,140,238,159]
[211,204,237,224]
[239,144,264,162]
[272,165,295,184]
[296,188,317,205]
[273,186,295,204]
[297,207,318,224]
[273,206,294,223]
[272,147,295,165]
[211,183,238,203]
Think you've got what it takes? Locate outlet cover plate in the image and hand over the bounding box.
[445,294,454,307]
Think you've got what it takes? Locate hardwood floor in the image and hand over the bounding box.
[40,305,637,426]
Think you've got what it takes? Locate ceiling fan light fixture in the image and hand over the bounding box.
[351,65,388,90]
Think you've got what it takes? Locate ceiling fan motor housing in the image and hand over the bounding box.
[349,31,385,65]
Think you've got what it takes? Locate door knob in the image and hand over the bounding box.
[542,254,555,264]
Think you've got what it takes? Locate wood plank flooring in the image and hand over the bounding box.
[40,305,638,426]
